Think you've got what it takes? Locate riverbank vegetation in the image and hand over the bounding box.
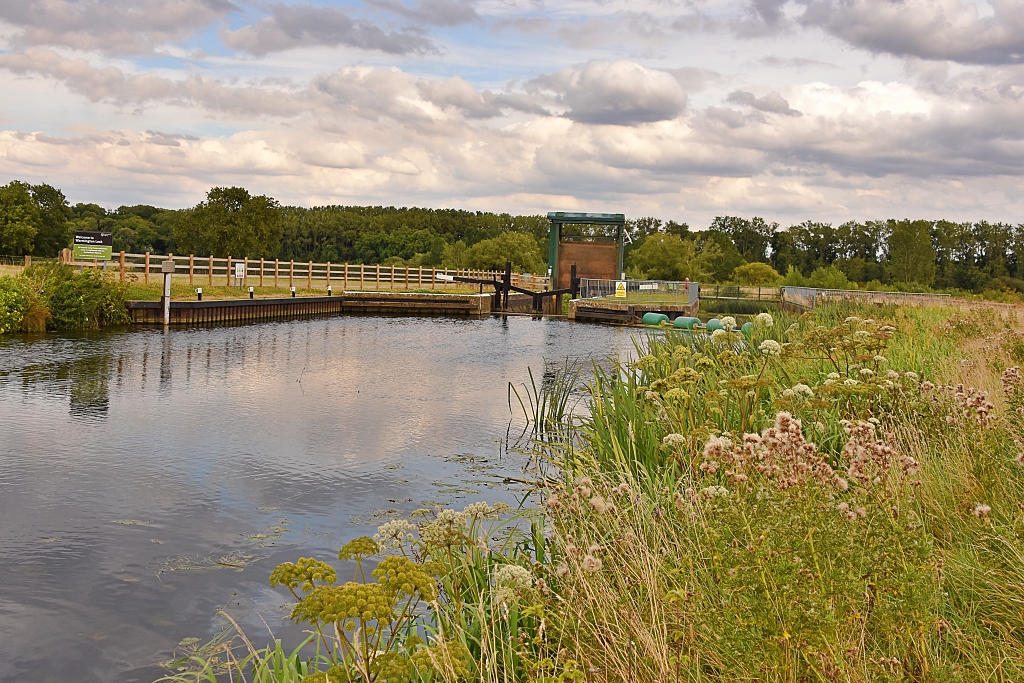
[5,179,1024,299]
[160,302,1024,682]
[0,263,130,333]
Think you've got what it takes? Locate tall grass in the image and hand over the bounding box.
[159,304,1024,682]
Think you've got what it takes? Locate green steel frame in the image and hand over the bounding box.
[546,211,625,288]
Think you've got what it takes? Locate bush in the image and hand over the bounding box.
[807,264,854,289]
[731,261,781,285]
[0,275,28,333]
[47,268,131,330]
[0,263,131,334]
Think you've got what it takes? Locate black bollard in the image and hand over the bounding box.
[249,286,254,299]
[196,287,202,301]
[327,285,332,296]
[291,286,296,298]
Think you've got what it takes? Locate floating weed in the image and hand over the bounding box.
[154,550,263,578]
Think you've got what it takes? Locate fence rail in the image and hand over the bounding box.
[579,278,699,305]
[0,254,58,267]
[781,287,951,309]
[58,251,548,292]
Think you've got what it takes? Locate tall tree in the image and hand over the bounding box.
[0,181,42,255]
[30,183,72,256]
[709,216,775,263]
[628,234,719,281]
[886,219,936,286]
[174,187,283,258]
[696,229,745,282]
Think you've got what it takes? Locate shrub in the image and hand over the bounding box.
[47,269,131,330]
[0,275,28,333]
[731,261,781,285]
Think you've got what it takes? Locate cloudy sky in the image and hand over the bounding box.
[0,0,1022,226]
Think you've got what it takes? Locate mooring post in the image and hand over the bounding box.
[503,261,512,309]
[570,263,578,299]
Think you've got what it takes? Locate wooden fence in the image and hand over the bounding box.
[60,250,548,292]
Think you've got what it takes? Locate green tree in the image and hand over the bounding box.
[731,261,782,285]
[781,264,806,286]
[0,181,42,255]
[886,219,936,286]
[696,229,744,282]
[30,183,72,257]
[628,234,718,281]
[464,232,543,273]
[442,240,469,269]
[174,187,282,258]
[709,216,776,263]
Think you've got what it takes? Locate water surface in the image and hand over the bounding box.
[0,315,632,683]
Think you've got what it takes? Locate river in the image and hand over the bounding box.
[0,315,634,682]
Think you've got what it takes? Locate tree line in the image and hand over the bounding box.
[1,181,1021,293]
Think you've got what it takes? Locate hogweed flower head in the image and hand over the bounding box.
[494,563,533,588]
[374,520,417,550]
[759,339,782,356]
[756,312,774,327]
[721,316,737,331]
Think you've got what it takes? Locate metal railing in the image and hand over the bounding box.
[579,278,699,305]
[782,287,951,309]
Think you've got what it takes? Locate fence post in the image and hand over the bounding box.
[189,254,194,285]
[343,263,348,290]
[290,260,294,289]
[226,256,232,287]
[391,265,395,291]
[307,260,312,290]
[243,257,248,287]
[275,259,279,288]
[120,251,126,282]
[326,262,331,289]
[209,256,213,287]
[144,252,150,284]
[260,258,264,287]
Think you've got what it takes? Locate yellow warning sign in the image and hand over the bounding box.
[615,281,627,298]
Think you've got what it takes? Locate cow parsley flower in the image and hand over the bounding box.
[721,316,737,331]
[755,312,774,327]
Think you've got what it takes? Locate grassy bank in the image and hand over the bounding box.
[160,303,1024,682]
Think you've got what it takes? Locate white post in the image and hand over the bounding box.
[161,259,175,325]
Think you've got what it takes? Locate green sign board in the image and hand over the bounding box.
[73,231,113,260]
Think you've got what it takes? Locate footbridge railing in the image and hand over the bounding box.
[782,287,951,310]
[578,278,699,305]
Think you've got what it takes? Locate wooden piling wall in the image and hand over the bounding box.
[127,292,492,325]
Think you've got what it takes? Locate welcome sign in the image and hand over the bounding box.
[73,231,113,261]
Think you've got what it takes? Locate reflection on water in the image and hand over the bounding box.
[0,315,633,683]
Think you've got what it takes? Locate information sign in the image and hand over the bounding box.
[235,262,244,279]
[615,281,627,298]
[72,231,113,261]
